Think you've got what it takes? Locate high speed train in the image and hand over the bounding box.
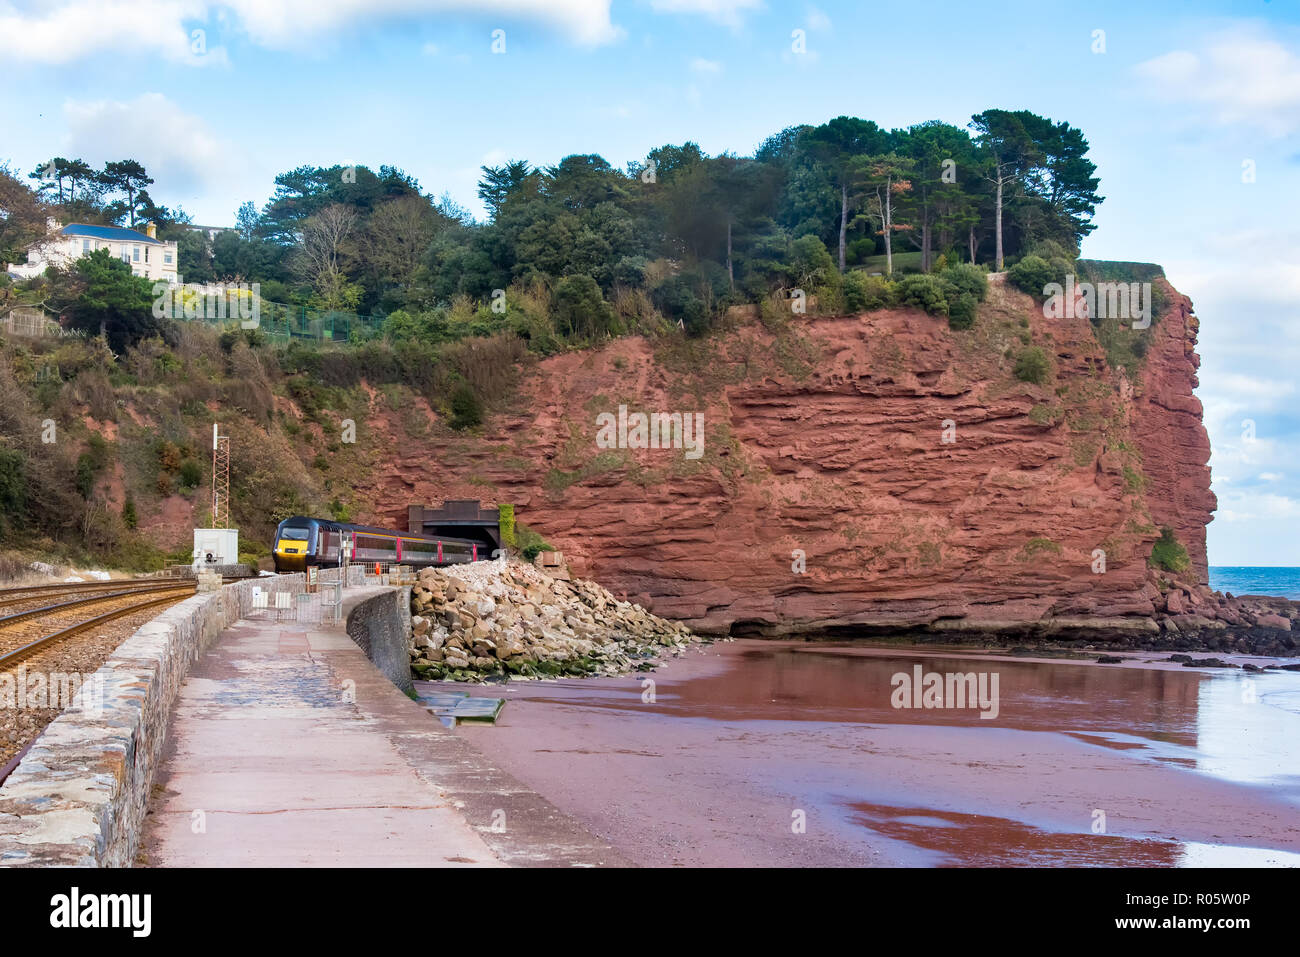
[272,516,486,573]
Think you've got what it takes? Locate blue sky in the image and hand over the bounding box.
[3,0,1299,565]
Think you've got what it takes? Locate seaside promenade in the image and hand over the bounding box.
[140,587,626,867]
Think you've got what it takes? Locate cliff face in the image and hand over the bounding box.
[1130,289,1216,581]
[354,278,1216,636]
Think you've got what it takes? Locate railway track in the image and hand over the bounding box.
[0,577,196,600]
[0,581,202,786]
[0,589,194,671]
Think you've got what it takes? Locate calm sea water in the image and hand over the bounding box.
[1209,567,1300,599]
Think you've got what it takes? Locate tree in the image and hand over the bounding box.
[551,274,615,341]
[801,117,887,271]
[235,202,260,241]
[64,248,163,352]
[294,204,359,309]
[1022,117,1103,249]
[970,111,1041,270]
[364,195,445,291]
[0,163,52,267]
[896,122,978,271]
[478,160,534,220]
[856,153,914,276]
[98,160,154,227]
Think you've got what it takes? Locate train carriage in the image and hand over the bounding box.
[272,516,484,573]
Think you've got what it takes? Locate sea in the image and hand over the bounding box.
[1208,567,1300,600]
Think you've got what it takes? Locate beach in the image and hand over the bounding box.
[456,640,1300,867]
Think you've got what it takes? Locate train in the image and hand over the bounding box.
[272,516,487,573]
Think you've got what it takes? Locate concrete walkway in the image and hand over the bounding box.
[141,587,627,868]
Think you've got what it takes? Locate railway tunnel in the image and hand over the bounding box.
[406,500,503,559]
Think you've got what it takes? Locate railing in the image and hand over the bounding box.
[243,300,387,343]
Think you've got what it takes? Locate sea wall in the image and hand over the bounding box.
[345,586,414,694]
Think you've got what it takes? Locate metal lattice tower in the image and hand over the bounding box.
[211,423,230,529]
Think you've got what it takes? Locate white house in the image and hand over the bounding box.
[7,222,180,283]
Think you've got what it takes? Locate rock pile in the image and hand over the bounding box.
[409,559,700,681]
[1147,579,1299,657]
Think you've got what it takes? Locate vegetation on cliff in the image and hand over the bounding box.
[0,111,1201,587]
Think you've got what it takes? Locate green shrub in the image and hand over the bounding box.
[121,494,138,529]
[75,434,111,499]
[1149,526,1191,574]
[843,273,897,312]
[1007,256,1057,297]
[0,446,27,532]
[178,459,202,489]
[449,383,484,430]
[846,236,876,264]
[498,504,516,549]
[940,263,989,302]
[515,523,553,561]
[947,292,978,330]
[1014,346,1051,384]
[896,274,949,316]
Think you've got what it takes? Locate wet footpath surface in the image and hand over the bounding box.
[459,640,1300,867]
[141,589,626,868]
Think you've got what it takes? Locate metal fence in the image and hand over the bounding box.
[207,299,387,344]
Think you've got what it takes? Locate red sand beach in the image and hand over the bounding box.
[453,640,1300,867]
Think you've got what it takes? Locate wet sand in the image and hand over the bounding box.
[452,640,1300,867]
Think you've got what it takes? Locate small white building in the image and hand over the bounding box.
[8,222,179,283]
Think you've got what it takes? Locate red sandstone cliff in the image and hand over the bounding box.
[354,277,1216,636]
[1131,288,1215,581]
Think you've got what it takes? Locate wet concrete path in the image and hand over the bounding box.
[141,589,625,867]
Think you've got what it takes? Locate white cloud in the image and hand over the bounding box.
[0,0,622,63]
[1135,27,1300,136]
[62,93,246,200]
[222,0,621,48]
[1214,489,1300,521]
[689,57,722,73]
[649,0,763,29]
[0,0,223,65]
[1259,472,1284,481]
[806,6,830,31]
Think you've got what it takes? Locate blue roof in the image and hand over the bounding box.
[61,223,165,244]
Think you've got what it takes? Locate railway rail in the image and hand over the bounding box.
[0,577,200,599]
[0,580,204,788]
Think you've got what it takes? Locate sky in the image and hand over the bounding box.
[2,0,1298,565]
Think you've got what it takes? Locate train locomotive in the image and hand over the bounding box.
[272,516,486,573]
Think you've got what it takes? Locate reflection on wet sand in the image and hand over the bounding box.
[847,802,1300,867]
[536,644,1207,739]
[847,802,1181,866]
[467,640,1300,866]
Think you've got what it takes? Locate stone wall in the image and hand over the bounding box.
[0,575,304,867]
[345,586,414,695]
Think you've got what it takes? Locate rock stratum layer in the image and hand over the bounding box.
[357,278,1222,639]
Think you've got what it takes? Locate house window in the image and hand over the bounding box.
[133,246,140,262]
[164,251,173,265]
[144,247,149,263]
[82,239,90,253]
